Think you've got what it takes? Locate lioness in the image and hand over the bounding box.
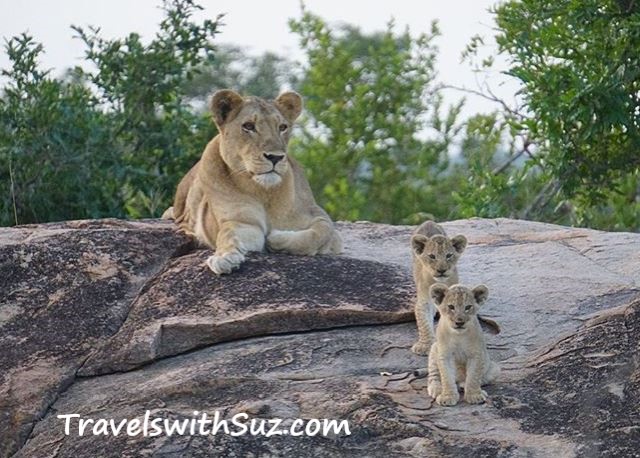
[410,220,467,355]
[167,89,342,274]
[426,283,500,406]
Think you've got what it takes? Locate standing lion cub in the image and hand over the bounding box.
[426,283,500,406]
[165,90,342,274]
[410,221,467,355]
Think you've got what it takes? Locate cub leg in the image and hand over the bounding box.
[463,357,488,404]
[426,343,442,398]
[411,301,435,355]
[206,221,265,275]
[435,354,460,406]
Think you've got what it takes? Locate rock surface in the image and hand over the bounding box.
[1,218,638,457]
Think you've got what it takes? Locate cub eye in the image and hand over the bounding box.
[279,123,288,132]
[448,305,455,311]
[446,253,454,260]
[428,254,436,260]
[242,122,256,132]
[465,305,472,311]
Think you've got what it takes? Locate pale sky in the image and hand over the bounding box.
[0,0,519,118]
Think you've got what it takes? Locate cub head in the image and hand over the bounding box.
[411,233,467,282]
[430,283,489,332]
[210,89,303,188]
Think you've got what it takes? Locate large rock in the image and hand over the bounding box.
[1,218,638,457]
[78,250,414,376]
[0,220,189,456]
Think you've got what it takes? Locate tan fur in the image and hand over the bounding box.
[427,283,500,406]
[410,221,467,355]
[167,89,342,274]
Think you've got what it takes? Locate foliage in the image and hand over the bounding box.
[1,1,638,232]
[0,34,117,224]
[71,0,220,217]
[182,44,297,103]
[487,0,640,230]
[454,114,528,219]
[0,0,220,225]
[289,10,462,223]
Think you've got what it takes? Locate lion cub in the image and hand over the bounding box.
[426,283,500,406]
[411,221,467,355]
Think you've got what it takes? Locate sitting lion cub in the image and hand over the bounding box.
[166,89,342,274]
[410,221,467,355]
[426,283,500,406]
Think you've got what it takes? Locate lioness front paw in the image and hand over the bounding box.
[267,230,317,255]
[464,389,488,404]
[427,381,441,399]
[411,341,432,356]
[206,251,244,275]
[436,392,460,406]
[267,230,294,251]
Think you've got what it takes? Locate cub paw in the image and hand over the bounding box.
[427,381,441,399]
[436,392,460,407]
[411,341,431,356]
[464,389,488,404]
[206,251,244,275]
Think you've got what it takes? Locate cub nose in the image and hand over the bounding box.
[437,268,447,276]
[455,319,465,327]
[264,153,285,165]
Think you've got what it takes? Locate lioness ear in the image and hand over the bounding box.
[210,89,244,129]
[411,234,428,255]
[451,235,467,254]
[430,283,449,306]
[472,285,489,306]
[275,91,303,123]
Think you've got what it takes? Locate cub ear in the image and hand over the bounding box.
[275,91,303,123]
[210,89,244,129]
[450,235,467,254]
[472,284,489,306]
[430,283,449,306]
[411,234,429,255]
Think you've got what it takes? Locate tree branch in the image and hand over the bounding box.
[492,138,533,175]
[442,83,524,119]
[520,179,561,219]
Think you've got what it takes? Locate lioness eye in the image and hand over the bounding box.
[428,254,436,260]
[279,123,288,132]
[448,305,455,311]
[446,253,453,260]
[242,122,256,132]
[465,305,472,311]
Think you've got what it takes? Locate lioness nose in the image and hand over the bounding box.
[437,268,447,275]
[455,319,465,326]
[264,153,285,165]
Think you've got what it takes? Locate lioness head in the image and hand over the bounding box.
[411,233,467,282]
[430,283,489,332]
[210,89,303,188]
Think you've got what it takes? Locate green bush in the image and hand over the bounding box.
[0,34,117,224]
[1,0,638,231]
[0,0,219,225]
[289,10,463,224]
[490,0,640,230]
